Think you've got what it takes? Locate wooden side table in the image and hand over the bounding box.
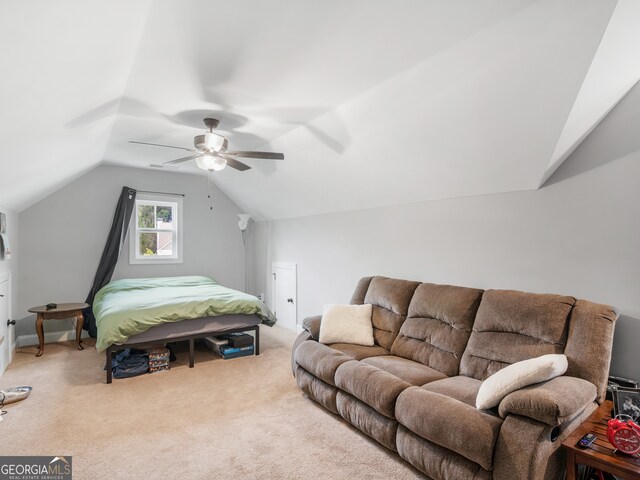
[563,400,640,480]
[28,303,89,357]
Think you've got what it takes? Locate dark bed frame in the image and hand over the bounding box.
[105,324,260,384]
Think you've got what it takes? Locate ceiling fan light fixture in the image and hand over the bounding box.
[204,131,226,152]
[196,154,227,171]
[132,117,284,172]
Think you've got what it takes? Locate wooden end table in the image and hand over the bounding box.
[28,303,89,357]
[563,400,640,480]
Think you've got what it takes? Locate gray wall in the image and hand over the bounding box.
[253,80,640,381]
[17,164,247,337]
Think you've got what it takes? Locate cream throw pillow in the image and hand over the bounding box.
[475,354,568,410]
[319,304,374,346]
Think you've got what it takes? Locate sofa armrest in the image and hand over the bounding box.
[291,330,313,376]
[302,315,322,340]
[498,376,597,426]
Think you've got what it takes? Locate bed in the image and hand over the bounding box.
[93,275,277,383]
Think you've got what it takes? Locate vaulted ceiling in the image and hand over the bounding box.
[1,0,638,219]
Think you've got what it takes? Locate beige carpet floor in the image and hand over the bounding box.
[1,326,425,479]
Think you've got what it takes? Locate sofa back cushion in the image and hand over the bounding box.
[350,276,374,305]
[353,276,420,350]
[460,289,575,380]
[390,283,483,376]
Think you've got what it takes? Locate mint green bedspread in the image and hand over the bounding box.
[93,275,277,352]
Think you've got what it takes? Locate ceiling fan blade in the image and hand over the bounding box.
[129,141,195,152]
[224,151,284,160]
[219,154,251,171]
[164,155,200,165]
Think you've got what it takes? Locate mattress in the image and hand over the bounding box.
[93,275,276,351]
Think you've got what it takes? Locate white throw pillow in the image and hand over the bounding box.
[475,354,568,410]
[319,304,374,346]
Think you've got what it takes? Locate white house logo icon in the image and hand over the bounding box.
[47,456,72,477]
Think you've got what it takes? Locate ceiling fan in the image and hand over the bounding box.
[129,118,284,172]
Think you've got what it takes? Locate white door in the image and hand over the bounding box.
[272,262,297,332]
[0,278,9,376]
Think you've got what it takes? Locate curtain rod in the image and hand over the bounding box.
[134,190,185,197]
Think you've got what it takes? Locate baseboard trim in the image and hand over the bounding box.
[16,329,90,348]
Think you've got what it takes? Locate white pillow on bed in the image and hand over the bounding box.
[319,304,374,346]
[475,354,568,410]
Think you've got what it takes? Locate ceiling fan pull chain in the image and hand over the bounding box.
[207,171,214,212]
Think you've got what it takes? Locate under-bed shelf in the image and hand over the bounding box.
[105,324,260,383]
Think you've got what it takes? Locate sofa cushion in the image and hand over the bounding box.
[330,343,389,360]
[336,391,399,451]
[498,376,597,426]
[319,303,374,346]
[334,361,411,418]
[295,366,340,414]
[396,388,503,470]
[362,355,447,386]
[421,376,483,407]
[391,283,483,377]
[475,354,568,410]
[460,289,575,380]
[362,276,420,350]
[397,426,492,480]
[349,276,374,305]
[294,341,354,386]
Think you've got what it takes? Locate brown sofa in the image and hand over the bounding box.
[291,276,618,480]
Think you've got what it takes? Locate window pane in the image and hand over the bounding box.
[139,232,157,256]
[156,205,173,228]
[156,231,173,256]
[138,204,155,228]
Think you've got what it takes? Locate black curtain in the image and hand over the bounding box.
[83,186,137,337]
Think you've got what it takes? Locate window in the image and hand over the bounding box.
[129,194,183,264]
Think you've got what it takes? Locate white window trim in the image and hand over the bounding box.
[129,193,184,265]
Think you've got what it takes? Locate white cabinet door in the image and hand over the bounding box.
[272,263,297,332]
[0,279,9,376]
